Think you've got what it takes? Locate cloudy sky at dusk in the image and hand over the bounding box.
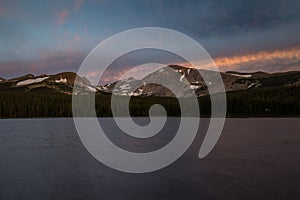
[0,0,300,80]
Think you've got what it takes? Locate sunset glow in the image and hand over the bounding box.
[0,0,299,79]
[171,47,300,73]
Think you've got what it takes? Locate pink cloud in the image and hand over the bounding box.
[74,0,84,11]
[0,50,85,79]
[0,5,4,15]
[99,67,132,84]
[57,8,68,24]
[213,47,300,72]
[74,34,80,43]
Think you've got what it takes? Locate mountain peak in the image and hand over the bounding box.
[0,72,94,95]
[1,69,300,97]
[97,67,300,97]
[8,74,35,82]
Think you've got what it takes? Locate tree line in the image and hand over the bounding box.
[0,86,299,118]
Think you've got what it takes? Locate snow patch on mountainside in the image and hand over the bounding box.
[86,85,97,92]
[97,86,107,90]
[119,83,131,90]
[179,74,185,81]
[55,78,67,83]
[190,85,200,90]
[230,74,252,78]
[17,77,49,86]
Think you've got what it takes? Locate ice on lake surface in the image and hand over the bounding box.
[0,118,300,200]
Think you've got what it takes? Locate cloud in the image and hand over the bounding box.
[74,0,84,11]
[162,0,300,38]
[80,46,300,83]
[1,0,300,81]
[212,47,300,72]
[57,8,68,24]
[74,34,80,43]
[97,47,300,83]
[0,50,85,78]
[1,47,300,82]
[0,5,4,15]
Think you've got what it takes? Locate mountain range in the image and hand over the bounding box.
[1,65,300,97]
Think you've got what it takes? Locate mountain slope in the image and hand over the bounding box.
[1,66,300,97]
[0,72,93,94]
[1,67,300,118]
[97,65,300,97]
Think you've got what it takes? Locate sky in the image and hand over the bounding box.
[0,0,300,80]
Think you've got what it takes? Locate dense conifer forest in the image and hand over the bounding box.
[0,86,299,118]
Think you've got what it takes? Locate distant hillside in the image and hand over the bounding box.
[1,65,300,97]
[0,72,92,95]
[0,66,299,118]
[97,65,300,97]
